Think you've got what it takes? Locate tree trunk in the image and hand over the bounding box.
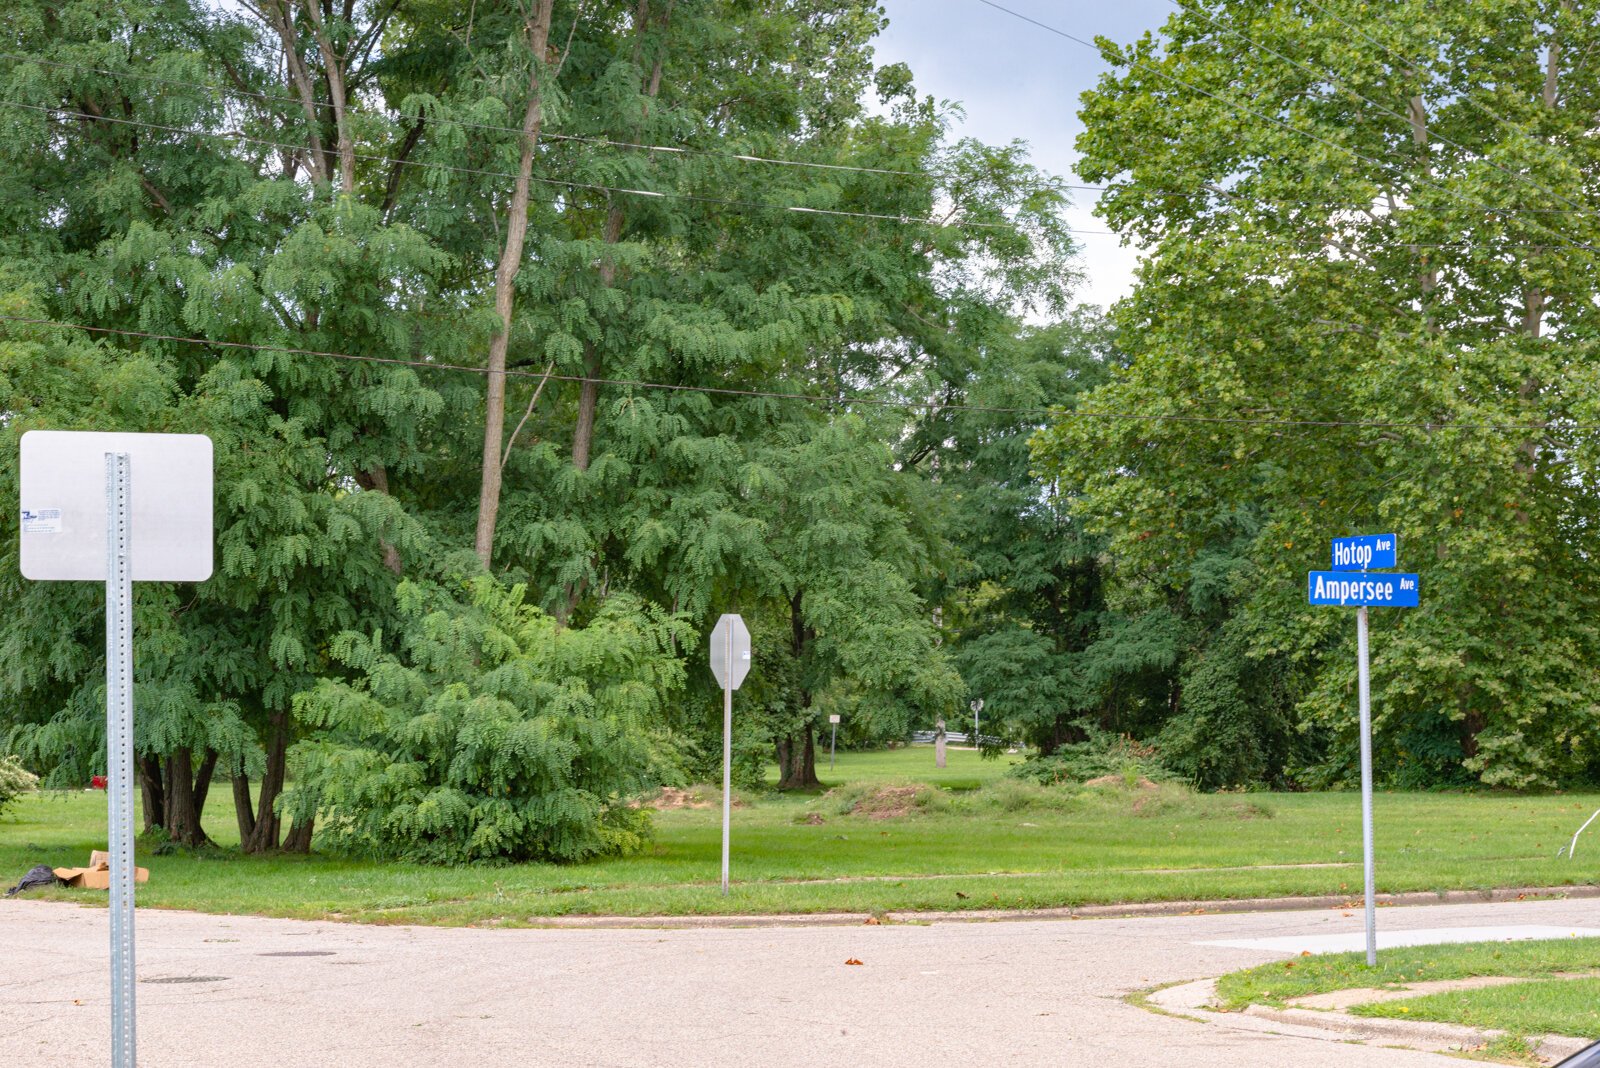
[263,0,331,185]
[282,814,315,853]
[232,770,256,845]
[776,725,819,789]
[570,2,670,472]
[164,750,200,847]
[302,0,356,193]
[138,754,165,835]
[776,589,822,789]
[191,748,218,831]
[242,713,289,853]
[354,464,403,574]
[570,341,604,471]
[474,0,558,569]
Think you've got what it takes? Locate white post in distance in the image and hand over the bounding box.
[708,614,751,896]
[829,713,840,770]
[19,431,214,1067]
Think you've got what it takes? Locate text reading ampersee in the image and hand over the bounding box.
[1307,571,1419,607]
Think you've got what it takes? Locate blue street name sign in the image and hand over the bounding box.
[1308,571,1419,607]
[1330,533,1397,571]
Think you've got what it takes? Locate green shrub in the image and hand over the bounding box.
[977,779,1066,813]
[290,578,690,865]
[0,754,38,818]
[1009,728,1176,787]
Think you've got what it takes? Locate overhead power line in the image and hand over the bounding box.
[14,100,1593,252]
[0,51,928,179]
[0,314,1591,433]
[4,99,1083,231]
[11,52,1590,224]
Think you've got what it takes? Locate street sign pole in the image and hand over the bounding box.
[1309,533,1411,968]
[830,721,837,770]
[1356,605,1376,967]
[20,431,214,1068]
[708,613,750,898]
[105,453,136,1068]
[721,636,732,898]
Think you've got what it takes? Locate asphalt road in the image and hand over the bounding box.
[5,896,1599,1067]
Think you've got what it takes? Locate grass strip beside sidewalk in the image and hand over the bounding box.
[1214,938,1600,1010]
[1353,976,1600,1040]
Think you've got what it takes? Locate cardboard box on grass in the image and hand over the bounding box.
[54,850,149,889]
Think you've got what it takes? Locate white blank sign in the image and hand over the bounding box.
[20,431,214,582]
[709,613,751,690]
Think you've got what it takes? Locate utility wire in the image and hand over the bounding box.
[3,100,1074,232]
[14,100,1593,252]
[973,0,1600,259]
[1,314,1591,433]
[0,51,929,179]
[10,53,1591,221]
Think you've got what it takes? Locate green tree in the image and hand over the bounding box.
[1037,0,1600,787]
[0,0,1085,855]
[291,578,686,863]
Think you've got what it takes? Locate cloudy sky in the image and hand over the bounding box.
[874,0,1174,310]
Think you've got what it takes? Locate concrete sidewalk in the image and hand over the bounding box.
[6,896,1599,1067]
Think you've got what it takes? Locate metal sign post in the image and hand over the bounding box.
[1356,604,1376,969]
[20,431,213,1067]
[105,454,136,1067]
[971,698,983,743]
[1308,533,1416,968]
[828,714,840,770]
[708,614,751,896]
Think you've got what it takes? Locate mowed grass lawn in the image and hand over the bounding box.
[3,747,1599,925]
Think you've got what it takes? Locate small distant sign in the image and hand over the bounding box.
[1331,533,1397,571]
[1308,571,1419,607]
[829,714,840,724]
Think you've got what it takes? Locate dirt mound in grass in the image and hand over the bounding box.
[651,787,712,809]
[850,785,921,819]
[1083,774,1160,790]
[635,786,746,810]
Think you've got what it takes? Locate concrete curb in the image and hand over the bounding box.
[519,883,1600,930]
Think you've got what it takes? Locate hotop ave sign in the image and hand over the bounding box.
[1330,533,1396,571]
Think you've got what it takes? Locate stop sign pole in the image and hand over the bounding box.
[709,614,751,895]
